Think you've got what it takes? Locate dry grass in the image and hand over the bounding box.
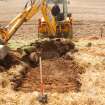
[0,0,105,104]
[0,37,104,105]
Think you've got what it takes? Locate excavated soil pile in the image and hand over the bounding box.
[0,39,75,69]
[12,57,84,93]
[20,39,75,66]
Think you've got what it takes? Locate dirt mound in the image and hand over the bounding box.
[0,39,75,69]
[34,39,74,59]
[12,57,84,93]
[20,38,75,67]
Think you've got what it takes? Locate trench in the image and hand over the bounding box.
[12,57,84,93]
[0,39,85,93]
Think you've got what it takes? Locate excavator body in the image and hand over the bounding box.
[38,0,73,38]
[38,18,72,38]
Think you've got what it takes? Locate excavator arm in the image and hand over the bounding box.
[0,0,57,60]
[0,0,40,43]
[41,0,56,36]
[0,0,56,43]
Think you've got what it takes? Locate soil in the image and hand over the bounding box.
[12,57,84,93]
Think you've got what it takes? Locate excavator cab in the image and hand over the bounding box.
[38,0,73,38]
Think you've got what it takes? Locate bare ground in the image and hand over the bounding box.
[0,0,105,105]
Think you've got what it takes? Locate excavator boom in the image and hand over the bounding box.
[0,0,56,43]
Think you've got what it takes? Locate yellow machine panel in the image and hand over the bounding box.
[38,17,73,38]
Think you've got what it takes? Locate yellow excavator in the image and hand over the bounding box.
[0,0,72,60]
